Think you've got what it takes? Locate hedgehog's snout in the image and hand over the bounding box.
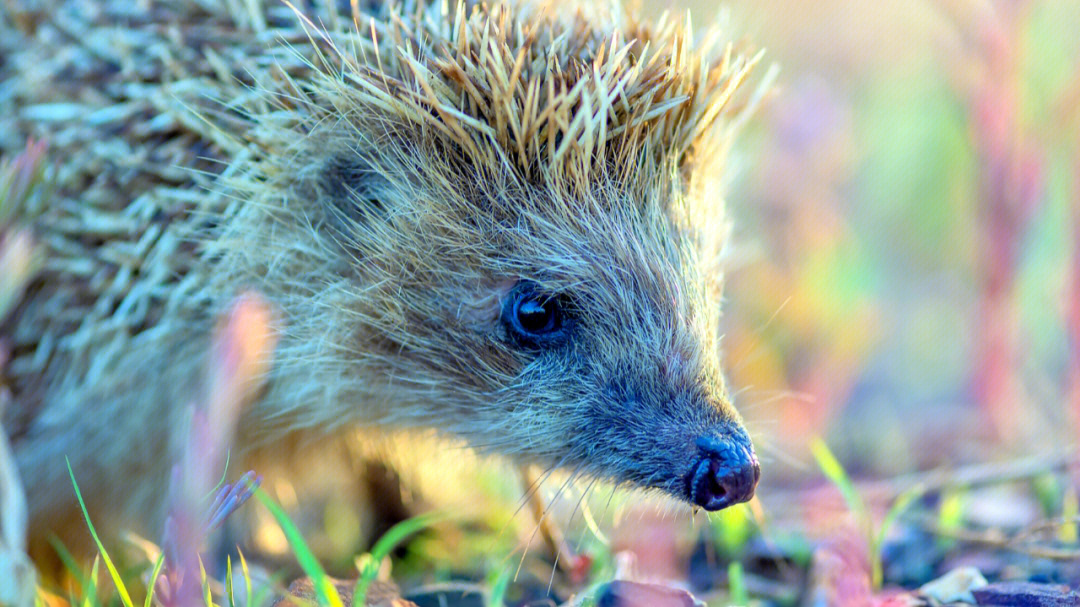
[686,432,759,511]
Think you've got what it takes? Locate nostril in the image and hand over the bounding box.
[707,466,728,500]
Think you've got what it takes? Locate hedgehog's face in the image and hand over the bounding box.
[266,0,763,510]
[469,201,759,511]
[318,152,757,510]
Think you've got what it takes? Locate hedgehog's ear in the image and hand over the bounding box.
[317,154,392,242]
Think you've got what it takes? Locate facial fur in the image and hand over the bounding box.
[212,0,765,505]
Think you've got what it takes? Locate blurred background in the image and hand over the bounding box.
[681,0,1080,480]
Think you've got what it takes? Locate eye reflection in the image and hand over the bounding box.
[502,281,570,348]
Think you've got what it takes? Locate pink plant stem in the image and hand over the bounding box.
[968,4,1042,443]
[1069,159,1080,444]
[158,292,276,607]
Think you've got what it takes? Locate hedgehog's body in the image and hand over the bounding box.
[1,0,761,547]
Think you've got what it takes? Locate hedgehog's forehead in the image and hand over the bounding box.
[490,188,705,298]
[305,0,755,199]
[360,139,717,275]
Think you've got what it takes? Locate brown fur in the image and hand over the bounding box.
[0,0,765,548]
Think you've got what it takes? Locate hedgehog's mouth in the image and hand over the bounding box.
[684,434,760,511]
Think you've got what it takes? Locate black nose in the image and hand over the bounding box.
[687,434,760,511]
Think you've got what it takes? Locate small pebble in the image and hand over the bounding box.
[919,566,988,604]
[404,582,487,607]
[594,580,705,607]
[272,577,410,607]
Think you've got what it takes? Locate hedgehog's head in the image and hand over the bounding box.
[269,0,762,510]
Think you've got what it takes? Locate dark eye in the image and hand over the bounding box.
[502,282,570,348]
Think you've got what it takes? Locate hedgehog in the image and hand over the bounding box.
[0,0,764,550]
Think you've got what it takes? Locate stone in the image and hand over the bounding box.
[919,566,988,604]
[971,581,1080,607]
[594,580,705,607]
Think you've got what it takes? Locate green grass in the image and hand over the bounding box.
[352,511,448,607]
[253,487,344,607]
[142,555,164,607]
[486,564,512,607]
[809,438,922,590]
[728,561,748,606]
[58,464,458,607]
[711,503,756,557]
[65,458,135,607]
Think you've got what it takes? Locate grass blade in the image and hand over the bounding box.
[487,565,512,607]
[239,549,253,607]
[252,488,343,607]
[728,561,747,606]
[871,483,924,589]
[199,556,213,607]
[354,511,448,607]
[81,555,100,607]
[809,438,865,519]
[49,534,88,599]
[877,484,923,547]
[225,555,235,607]
[143,554,165,607]
[369,511,446,564]
[66,458,135,607]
